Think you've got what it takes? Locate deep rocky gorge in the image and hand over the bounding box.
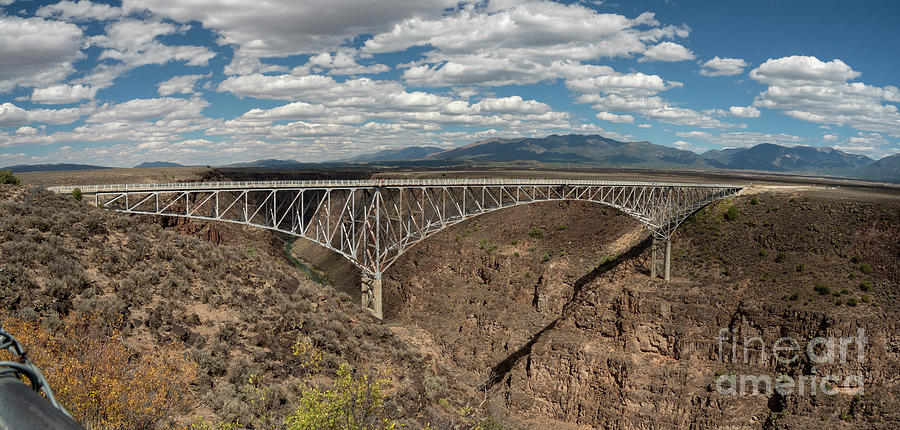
[377,190,899,429]
[4,180,897,429]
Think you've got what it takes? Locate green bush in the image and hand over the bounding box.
[846,298,858,307]
[774,252,786,263]
[528,227,543,239]
[72,188,83,201]
[859,263,873,274]
[859,281,872,292]
[0,169,19,185]
[723,205,739,221]
[814,284,830,295]
[283,363,395,430]
[750,196,759,205]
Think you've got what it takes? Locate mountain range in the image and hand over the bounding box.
[338,134,897,182]
[134,161,185,168]
[0,163,111,173]
[702,143,872,177]
[3,134,897,182]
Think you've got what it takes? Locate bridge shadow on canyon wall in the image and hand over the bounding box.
[480,234,654,391]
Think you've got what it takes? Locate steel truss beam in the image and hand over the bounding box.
[84,179,742,318]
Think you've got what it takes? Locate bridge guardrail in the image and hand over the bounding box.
[48,178,743,194]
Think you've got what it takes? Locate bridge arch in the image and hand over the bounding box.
[54,179,742,319]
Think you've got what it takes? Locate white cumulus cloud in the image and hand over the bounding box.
[36,0,124,21]
[565,72,681,96]
[157,74,208,96]
[595,112,634,123]
[749,56,860,85]
[124,0,457,61]
[639,42,695,63]
[0,16,84,92]
[29,84,98,104]
[728,105,761,118]
[699,57,748,77]
[365,3,690,87]
[750,55,900,138]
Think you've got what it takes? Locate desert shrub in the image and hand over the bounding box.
[723,204,739,221]
[423,373,448,401]
[528,227,543,239]
[190,420,240,430]
[476,417,507,430]
[859,281,872,291]
[0,169,19,185]
[775,252,786,263]
[859,263,873,274]
[0,313,196,429]
[283,363,395,430]
[72,188,82,201]
[814,284,831,295]
[749,196,758,205]
[846,298,858,307]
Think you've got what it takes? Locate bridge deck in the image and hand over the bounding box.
[49,178,740,194]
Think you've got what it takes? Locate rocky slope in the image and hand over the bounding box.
[378,188,899,429]
[0,184,476,428]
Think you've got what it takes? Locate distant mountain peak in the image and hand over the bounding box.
[701,142,873,177]
[344,146,444,162]
[135,161,184,168]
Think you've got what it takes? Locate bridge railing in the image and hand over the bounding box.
[48,178,742,194]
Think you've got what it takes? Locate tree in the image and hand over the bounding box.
[72,188,82,201]
[0,169,19,185]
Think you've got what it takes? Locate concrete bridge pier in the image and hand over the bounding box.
[361,274,383,320]
[650,235,671,281]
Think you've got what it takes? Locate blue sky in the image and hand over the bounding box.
[1,0,899,167]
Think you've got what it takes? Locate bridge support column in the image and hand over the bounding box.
[664,238,671,281]
[361,274,383,320]
[650,235,671,281]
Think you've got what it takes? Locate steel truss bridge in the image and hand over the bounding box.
[51,179,742,319]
